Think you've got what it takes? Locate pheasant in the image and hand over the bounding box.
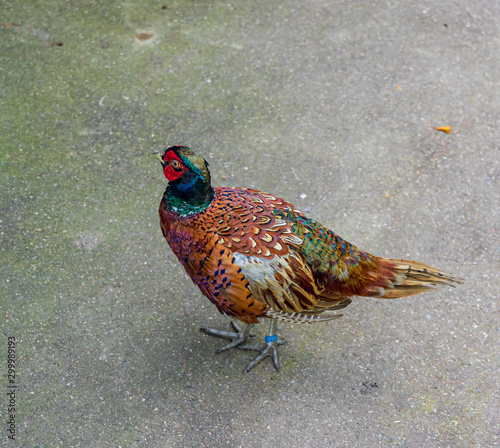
[154,145,462,373]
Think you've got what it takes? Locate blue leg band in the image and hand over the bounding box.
[265,334,278,343]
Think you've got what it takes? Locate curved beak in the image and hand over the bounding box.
[152,150,165,166]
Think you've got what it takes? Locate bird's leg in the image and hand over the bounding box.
[200,320,255,354]
[238,319,287,374]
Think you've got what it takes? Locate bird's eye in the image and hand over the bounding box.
[171,160,181,169]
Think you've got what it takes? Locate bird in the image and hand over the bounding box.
[154,145,463,373]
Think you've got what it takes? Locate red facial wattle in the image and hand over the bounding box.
[163,150,187,181]
[164,165,186,181]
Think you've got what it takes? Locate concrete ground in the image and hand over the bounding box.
[1,1,499,447]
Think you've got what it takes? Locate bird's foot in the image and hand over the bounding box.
[200,321,255,354]
[238,334,288,374]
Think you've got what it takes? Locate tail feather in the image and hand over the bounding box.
[378,258,463,299]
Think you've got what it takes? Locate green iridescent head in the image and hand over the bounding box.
[154,145,214,211]
[154,145,211,185]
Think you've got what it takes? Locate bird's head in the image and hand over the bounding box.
[153,145,211,185]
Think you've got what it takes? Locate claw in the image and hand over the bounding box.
[200,321,255,354]
[238,319,287,373]
[238,337,287,373]
[200,319,287,373]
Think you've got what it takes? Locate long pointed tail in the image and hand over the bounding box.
[378,258,464,299]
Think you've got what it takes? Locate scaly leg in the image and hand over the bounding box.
[200,320,255,354]
[238,319,287,374]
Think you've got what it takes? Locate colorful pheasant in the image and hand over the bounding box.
[154,146,462,373]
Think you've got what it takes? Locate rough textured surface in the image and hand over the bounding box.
[1,1,498,447]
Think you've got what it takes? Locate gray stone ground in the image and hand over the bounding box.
[1,1,498,447]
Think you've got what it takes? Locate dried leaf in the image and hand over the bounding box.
[434,126,452,134]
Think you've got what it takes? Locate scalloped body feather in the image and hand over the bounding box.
[159,185,462,325]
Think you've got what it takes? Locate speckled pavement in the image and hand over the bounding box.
[1,1,498,447]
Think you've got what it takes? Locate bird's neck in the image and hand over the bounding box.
[163,177,215,216]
